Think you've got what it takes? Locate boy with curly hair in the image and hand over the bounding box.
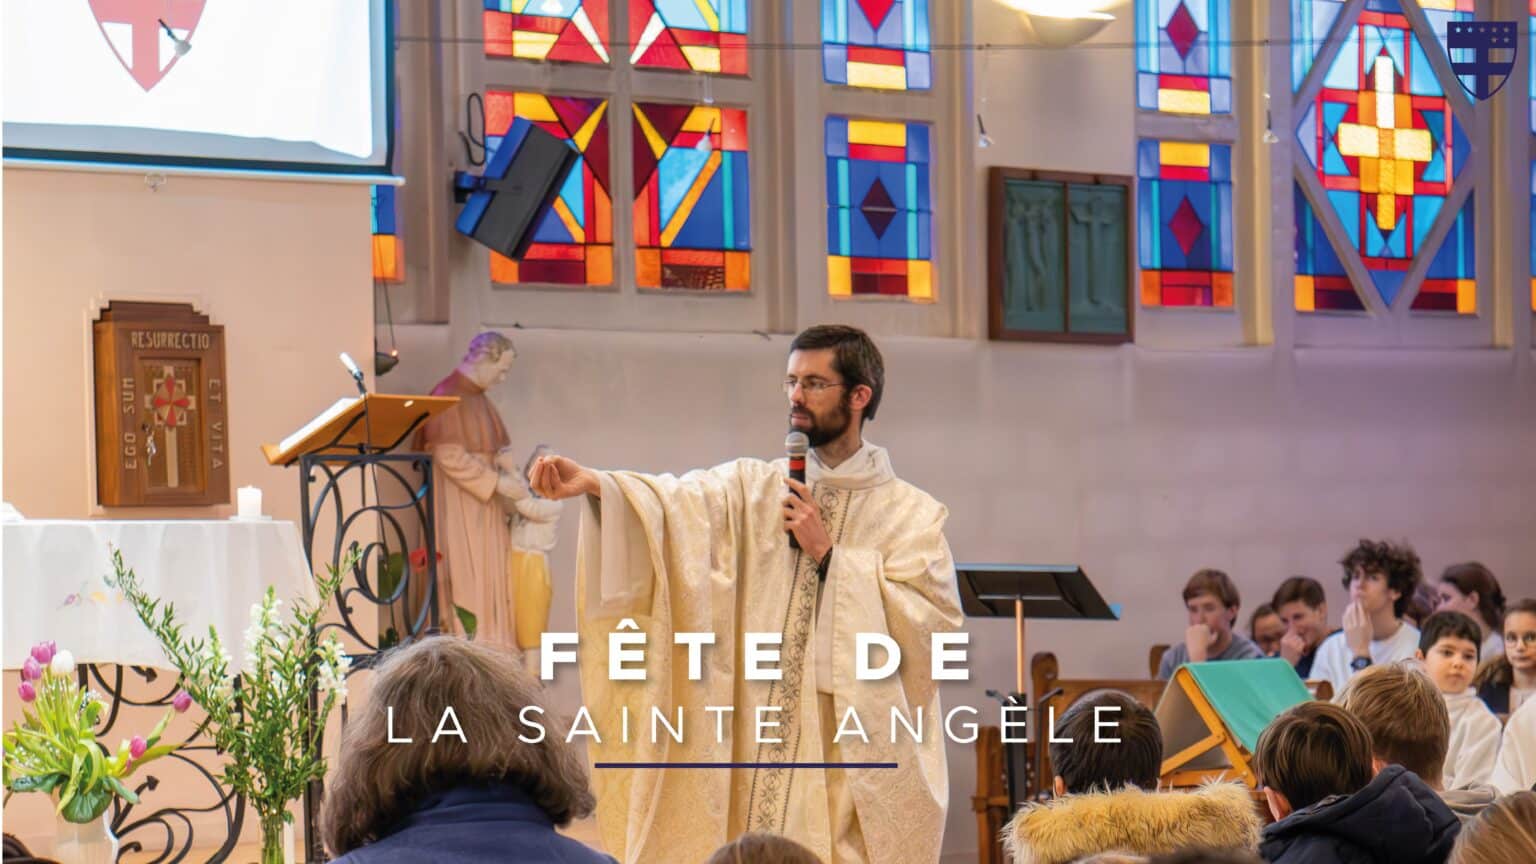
[1310,538,1424,699]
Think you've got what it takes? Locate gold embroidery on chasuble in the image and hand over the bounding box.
[746,484,854,833]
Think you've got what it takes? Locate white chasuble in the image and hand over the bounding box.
[574,443,962,864]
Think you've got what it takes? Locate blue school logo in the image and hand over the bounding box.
[1446,21,1519,102]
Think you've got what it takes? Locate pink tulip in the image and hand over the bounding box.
[17,681,36,703]
[172,690,193,713]
[21,657,41,681]
[129,736,147,760]
[30,642,55,665]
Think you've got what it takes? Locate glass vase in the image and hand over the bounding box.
[259,811,287,864]
[53,810,119,864]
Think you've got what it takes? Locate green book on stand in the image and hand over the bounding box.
[1156,657,1313,788]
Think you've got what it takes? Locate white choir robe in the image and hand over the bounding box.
[1442,688,1501,790]
[1491,694,1536,794]
[571,443,963,864]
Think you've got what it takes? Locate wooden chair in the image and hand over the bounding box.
[1149,643,1170,679]
[971,725,1010,864]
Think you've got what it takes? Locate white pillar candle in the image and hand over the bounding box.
[237,486,262,519]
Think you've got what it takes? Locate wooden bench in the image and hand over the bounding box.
[972,650,1334,860]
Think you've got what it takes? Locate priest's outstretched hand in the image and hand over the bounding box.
[528,455,600,500]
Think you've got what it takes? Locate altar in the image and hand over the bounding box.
[2,517,320,861]
[3,519,318,672]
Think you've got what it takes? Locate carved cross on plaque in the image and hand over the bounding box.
[94,302,229,507]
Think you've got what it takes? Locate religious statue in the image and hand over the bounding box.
[412,331,530,646]
[495,444,564,672]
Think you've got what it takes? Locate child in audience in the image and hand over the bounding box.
[1254,701,1460,864]
[1416,612,1503,790]
[1435,563,1507,660]
[1156,569,1264,680]
[705,833,822,864]
[1340,661,1498,822]
[1473,598,1536,715]
[1272,577,1335,679]
[1448,791,1536,864]
[1250,604,1285,657]
[1490,695,1536,794]
[1310,539,1423,699]
[1003,690,1261,864]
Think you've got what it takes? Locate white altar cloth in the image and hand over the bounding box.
[2,519,317,672]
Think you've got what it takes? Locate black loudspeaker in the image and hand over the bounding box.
[454,117,579,259]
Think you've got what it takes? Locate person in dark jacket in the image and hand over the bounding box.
[320,636,616,864]
[1253,702,1460,864]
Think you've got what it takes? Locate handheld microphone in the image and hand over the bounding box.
[339,352,367,395]
[785,430,809,551]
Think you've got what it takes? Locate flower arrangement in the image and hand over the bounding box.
[107,547,357,864]
[3,641,184,824]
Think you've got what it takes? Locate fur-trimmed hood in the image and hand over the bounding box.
[1002,783,1262,864]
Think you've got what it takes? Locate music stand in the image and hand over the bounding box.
[959,564,1118,813]
[958,564,1119,695]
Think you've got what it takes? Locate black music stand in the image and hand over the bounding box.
[958,564,1118,810]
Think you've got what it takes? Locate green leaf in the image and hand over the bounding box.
[8,772,66,794]
[85,746,104,791]
[378,553,405,598]
[60,785,112,823]
[147,707,175,743]
[455,605,478,640]
[379,627,400,651]
[104,775,138,804]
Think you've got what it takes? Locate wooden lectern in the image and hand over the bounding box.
[262,394,460,466]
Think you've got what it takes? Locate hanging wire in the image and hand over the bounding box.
[976,43,993,149]
[396,33,1453,52]
[459,92,486,167]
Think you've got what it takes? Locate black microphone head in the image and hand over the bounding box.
[784,430,809,456]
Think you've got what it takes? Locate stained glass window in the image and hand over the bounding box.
[483,0,610,64]
[1417,0,1475,62]
[1136,0,1232,114]
[1136,140,1233,307]
[1292,2,1475,312]
[1409,195,1474,312]
[821,0,931,91]
[484,91,612,285]
[633,103,750,291]
[1292,1,1346,91]
[371,185,403,283]
[630,0,747,74]
[825,117,932,299]
[1294,183,1363,311]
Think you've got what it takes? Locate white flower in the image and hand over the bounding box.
[50,650,76,677]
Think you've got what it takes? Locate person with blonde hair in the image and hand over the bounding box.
[1339,660,1497,822]
[1448,791,1536,864]
[704,832,824,864]
[320,636,615,864]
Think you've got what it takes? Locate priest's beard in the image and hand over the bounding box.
[791,391,854,448]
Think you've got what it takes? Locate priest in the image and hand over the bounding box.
[529,325,962,864]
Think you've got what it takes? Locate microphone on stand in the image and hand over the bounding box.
[339,352,368,396]
[785,430,809,551]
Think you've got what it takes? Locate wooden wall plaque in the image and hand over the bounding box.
[93,302,229,507]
